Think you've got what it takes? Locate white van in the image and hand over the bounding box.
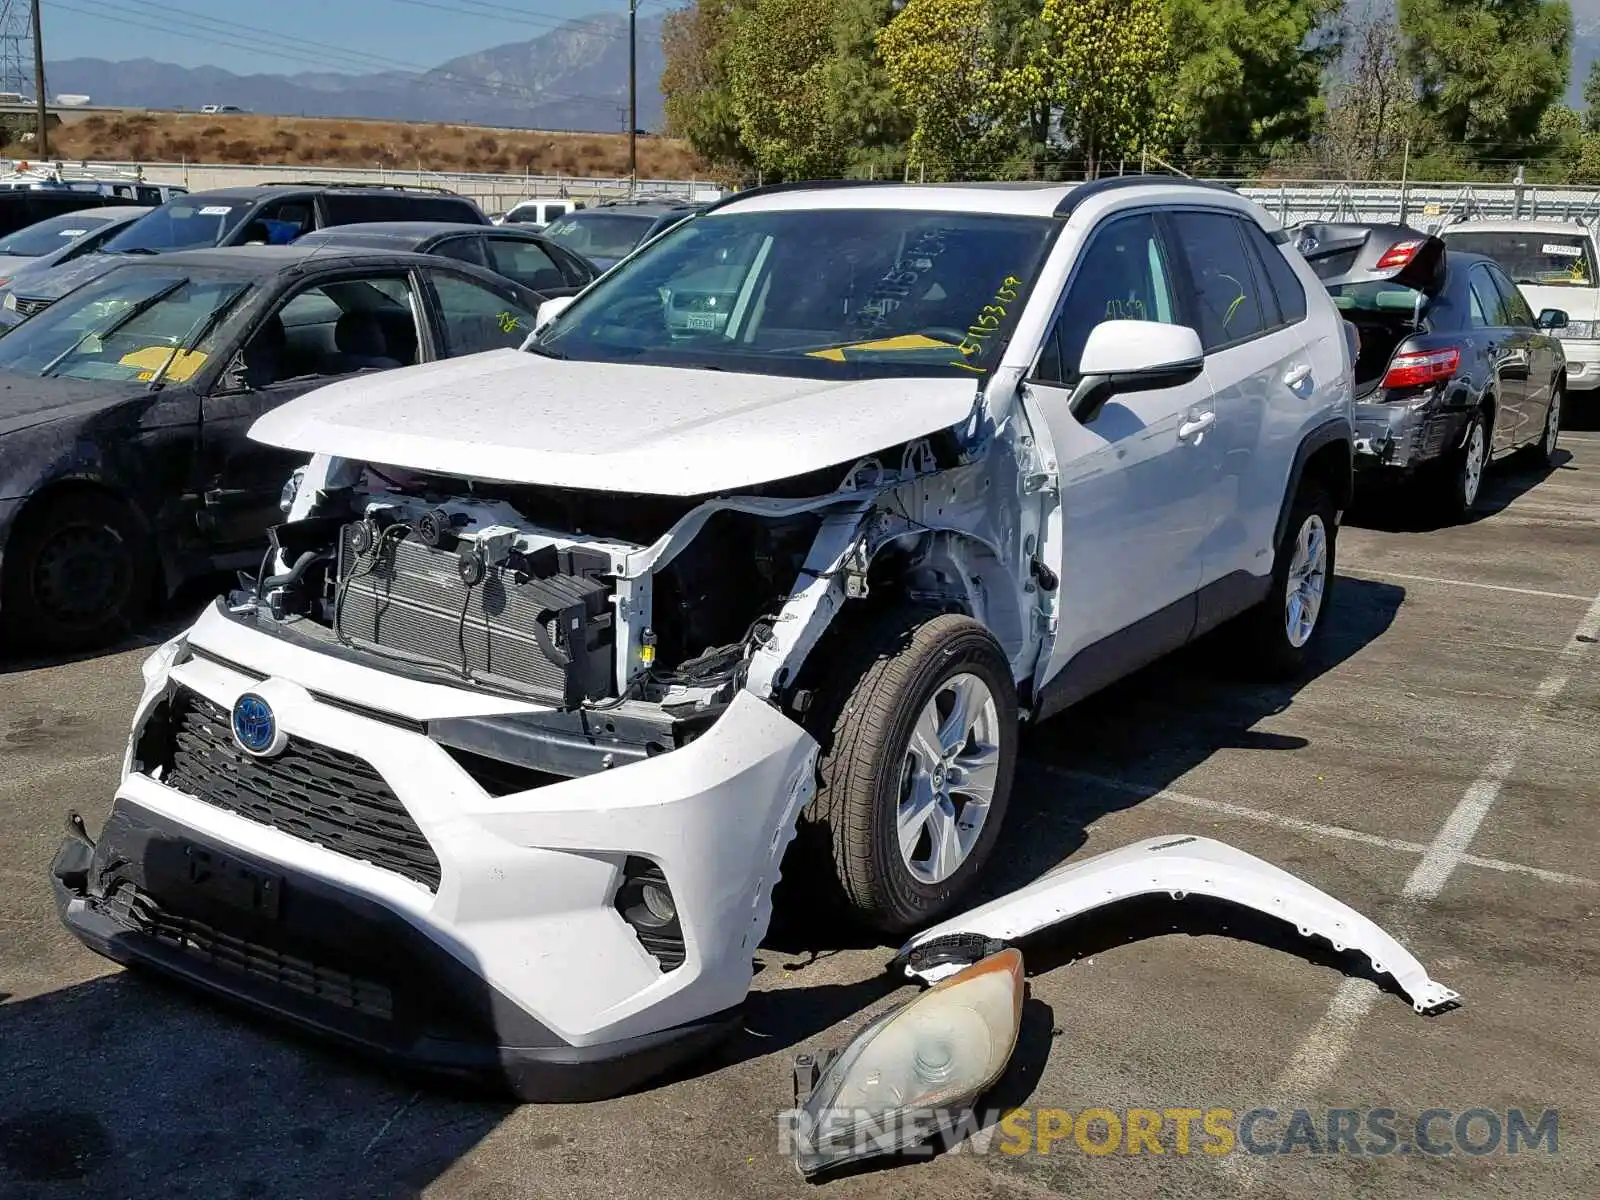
[1442,219,1600,397]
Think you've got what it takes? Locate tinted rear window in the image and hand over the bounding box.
[320,193,485,226]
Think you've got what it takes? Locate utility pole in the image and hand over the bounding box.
[29,0,44,157]
[627,0,637,193]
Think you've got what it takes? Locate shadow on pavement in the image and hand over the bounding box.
[0,971,509,1200]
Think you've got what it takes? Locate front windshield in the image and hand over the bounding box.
[0,212,116,257]
[102,197,253,254]
[542,211,660,261]
[533,208,1059,379]
[1444,231,1597,288]
[0,267,251,381]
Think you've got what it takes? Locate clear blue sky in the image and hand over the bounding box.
[44,0,666,74]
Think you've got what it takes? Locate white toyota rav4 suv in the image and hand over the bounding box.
[54,177,1357,1100]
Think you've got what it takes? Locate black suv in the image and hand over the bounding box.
[1,183,491,322]
[0,189,119,240]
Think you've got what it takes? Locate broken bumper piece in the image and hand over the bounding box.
[893,834,1461,1014]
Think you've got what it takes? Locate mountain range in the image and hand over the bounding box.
[43,14,667,134]
[36,7,1600,136]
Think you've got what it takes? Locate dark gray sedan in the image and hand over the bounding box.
[292,220,598,296]
[0,244,549,653]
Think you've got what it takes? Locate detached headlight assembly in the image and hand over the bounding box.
[787,948,1024,1177]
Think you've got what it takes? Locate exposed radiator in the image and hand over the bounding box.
[334,523,615,707]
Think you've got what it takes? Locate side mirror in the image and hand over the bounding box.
[534,294,575,333]
[1537,308,1569,331]
[1068,320,1205,424]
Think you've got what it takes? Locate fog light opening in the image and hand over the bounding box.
[615,856,686,971]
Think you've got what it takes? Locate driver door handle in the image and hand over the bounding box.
[1178,411,1216,442]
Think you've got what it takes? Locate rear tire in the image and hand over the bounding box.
[1,492,152,654]
[1232,482,1337,679]
[1433,409,1488,523]
[802,607,1019,935]
[1532,384,1562,467]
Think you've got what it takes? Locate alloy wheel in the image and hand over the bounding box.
[897,672,1002,885]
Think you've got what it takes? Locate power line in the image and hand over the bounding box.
[382,0,629,39]
[56,0,632,114]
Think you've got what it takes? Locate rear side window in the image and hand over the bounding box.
[320,193,485,226]
[1242,221,1308,324]
[431,235,487,267]
[1468,266,1510,327]
[1489,266,1535,326]
[1169,210,1269,350]
[485,237,567,292]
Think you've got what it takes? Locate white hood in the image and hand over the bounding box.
[1516,283,1600,324]
[249,350,981,496]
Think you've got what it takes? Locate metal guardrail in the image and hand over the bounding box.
[8,160,1598,231]
[0,159,726,211]
[1224,180,1600,233]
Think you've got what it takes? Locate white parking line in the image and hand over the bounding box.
[1050,769,1599,888]
[1339,569,1596,603]
[1230,586,1600,1185]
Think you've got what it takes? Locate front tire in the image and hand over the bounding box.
[1,492,152,654]
[804,608,1019,935]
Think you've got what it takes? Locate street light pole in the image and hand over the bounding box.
[30,0,47,158]
[627,0,637,193]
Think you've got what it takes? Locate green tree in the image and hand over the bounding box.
[1020,0,1179,177]
[1163,0,1344,173]
[661,0,755,177]
[1400,0,1572,163]
[726,0,851,179]
[1583,57,1600,132]
[877,0,1007,177]
[822,0,914,177]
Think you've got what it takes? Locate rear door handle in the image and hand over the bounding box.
[1177,411,1216,442]
[1283,363,1314,392]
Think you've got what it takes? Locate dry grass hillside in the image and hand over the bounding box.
[25,111,706,178]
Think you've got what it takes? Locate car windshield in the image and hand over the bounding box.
[532,208,1059,379]
[0,267,251,381]
[541,211,662,260]
[102,197,254,253]
[1443,230,1598,288]
[0,212,116,257]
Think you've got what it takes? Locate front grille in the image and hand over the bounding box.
[12,295,51,317]
[101,882,395,1020]
[154,688,443,891]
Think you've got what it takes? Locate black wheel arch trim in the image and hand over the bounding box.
[1273,418,1355,549]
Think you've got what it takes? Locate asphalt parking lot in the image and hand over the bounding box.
[3,425,1598,1200]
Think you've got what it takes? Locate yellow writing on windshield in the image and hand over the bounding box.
[119,345,209,383]
[807,332,964,362]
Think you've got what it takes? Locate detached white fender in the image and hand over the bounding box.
[896,835,1460,1014]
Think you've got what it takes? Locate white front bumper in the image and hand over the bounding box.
[1559,339,1600,390]
[119,602,818,1047]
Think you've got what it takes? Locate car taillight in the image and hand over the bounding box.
[1376,240,1425,269]
[1382,347,1460,389]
